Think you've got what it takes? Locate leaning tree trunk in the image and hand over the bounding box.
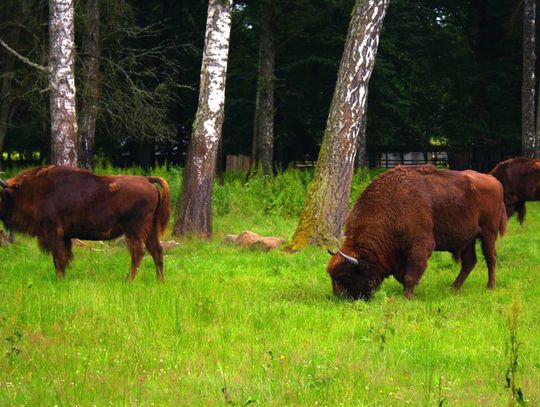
[536,79,540,156]
[291,0,389,250]
[79,0,100,169]
[0,27,21,170]
[252,0,276,174]
[49,0,78,166]
[522,0,536,158]
[173,0,233,238]
[355,101,369,168]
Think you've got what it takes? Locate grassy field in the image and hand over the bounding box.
[0,167,539,406]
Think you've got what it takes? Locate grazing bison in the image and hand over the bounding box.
[327,165,507,300]
[490,157,540,223]
[0,165,170,280]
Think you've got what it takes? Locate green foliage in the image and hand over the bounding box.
[213,168,311,219]
[368,0,521,162]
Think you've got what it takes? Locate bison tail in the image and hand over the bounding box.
[147,176,171,238]
[499,204,508,237]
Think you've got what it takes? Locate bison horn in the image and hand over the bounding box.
[337,250,360,266]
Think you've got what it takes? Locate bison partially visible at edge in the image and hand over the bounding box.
[490,156,540,223]
[0,165,170,280]
[327,165,507,300]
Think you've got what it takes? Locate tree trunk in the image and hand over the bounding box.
[252,0,276,174]
[522,0,536,158]
[291,0,390,250]
[49,0,78,166]
[79,0,100,169]
[0,27,21,170]
[251,81,260,167]
[536,78,540,155]
[173,0,233,238]
[355,104,369,168]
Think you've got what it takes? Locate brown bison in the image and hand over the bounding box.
[0,165,170,280]
[327,165,507,300]
[490,157,540,223]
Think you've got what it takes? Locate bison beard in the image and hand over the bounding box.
[0,166,170,280]
[327,165,507,300]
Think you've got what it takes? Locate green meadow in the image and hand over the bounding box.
[0,168,539,406]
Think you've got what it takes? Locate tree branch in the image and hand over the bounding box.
[0,37,47,73]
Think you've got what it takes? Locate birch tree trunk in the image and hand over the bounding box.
[252,0,276,174]
[536,79,540,156]
[291,0,389,250]
[522,0,536,158]
[355,102,369,168]
[79,0,100,169]
[49,0,78,166]
[173,0,233,238]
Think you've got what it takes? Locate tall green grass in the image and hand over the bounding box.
[0,166,538,405]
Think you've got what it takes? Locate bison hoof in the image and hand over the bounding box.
[487,282,496,289]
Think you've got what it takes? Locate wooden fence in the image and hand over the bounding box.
[226,155,251,172]
[378,152,448,168]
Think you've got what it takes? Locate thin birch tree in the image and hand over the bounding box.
[173,0,233,238]
[291,0,390,250]
[522,0,536,158]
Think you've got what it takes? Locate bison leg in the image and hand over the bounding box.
[516,201,526,224]
[52,238,73,279]
[40,225,72,279]
[403,253,429,300]
[125,237,145,281]
[145,232,164,282]
[480,235,497,289]
[452,240,477,289]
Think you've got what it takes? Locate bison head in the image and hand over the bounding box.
[327,250,381,300]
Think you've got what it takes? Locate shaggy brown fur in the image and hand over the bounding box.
[327,165,507,300]
[490,157,540,223]
[0,165,170,280]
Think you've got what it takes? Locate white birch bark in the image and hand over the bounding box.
[292,0,390,249]
[173,0,233,237]
[49,0,78,166]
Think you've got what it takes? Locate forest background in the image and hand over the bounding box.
[0,0,529,172]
